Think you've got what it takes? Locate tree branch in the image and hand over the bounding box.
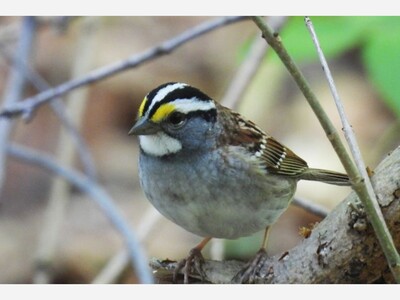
[150,146,400,283]
[0,16,249,119]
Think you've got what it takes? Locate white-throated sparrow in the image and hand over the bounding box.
[129,82,350,283]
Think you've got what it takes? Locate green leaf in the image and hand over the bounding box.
[271,16,369,63]
[362,17,400,118]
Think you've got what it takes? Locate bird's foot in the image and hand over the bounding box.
[231,248,269,283]
[173,247,207,284]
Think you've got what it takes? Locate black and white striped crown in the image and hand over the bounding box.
[138,82,217,122]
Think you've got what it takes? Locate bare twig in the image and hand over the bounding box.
[292,197,328,219]
[0,16,249,119]
[7,144,154,283]
[305,16,400,282]
[0,17,37,197]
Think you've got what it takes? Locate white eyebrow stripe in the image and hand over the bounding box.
[171,98,216,113]
[147,82,187,116]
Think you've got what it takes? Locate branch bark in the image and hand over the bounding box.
[150,146,400,283]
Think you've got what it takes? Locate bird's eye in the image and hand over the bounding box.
[168,111,187,128]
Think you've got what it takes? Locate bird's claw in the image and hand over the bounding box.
[173,247,207,284]
[231,248,268,283]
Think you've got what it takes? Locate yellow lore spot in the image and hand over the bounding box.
[138,97,147,117]
[150,103,175,122]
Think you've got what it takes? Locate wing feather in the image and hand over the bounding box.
[217,104,308,177]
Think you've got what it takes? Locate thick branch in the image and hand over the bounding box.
[151,146,400,283]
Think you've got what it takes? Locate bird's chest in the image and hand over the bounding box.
[138,150,296,239]
[138,151,226,206]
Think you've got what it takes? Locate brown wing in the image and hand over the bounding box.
[217,103,308,176]
[260,136,309,176]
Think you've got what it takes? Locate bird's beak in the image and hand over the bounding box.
[128,118,160,136]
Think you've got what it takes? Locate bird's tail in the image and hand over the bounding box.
[300,168,351,186]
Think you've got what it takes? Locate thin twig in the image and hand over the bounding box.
[7,144,154,284]
[305,16,400,282]
[0,16,249,119]
[292,197,328,219]
[0,17,37,197]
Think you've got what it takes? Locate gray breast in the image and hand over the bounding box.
[138,148,297,239]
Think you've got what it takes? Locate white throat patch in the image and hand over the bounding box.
[139,132,182,157]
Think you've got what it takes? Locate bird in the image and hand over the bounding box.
[128,82,350,283]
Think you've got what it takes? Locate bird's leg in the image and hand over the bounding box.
[173,237,212,283]
[261,226,270,250]
[232,227,270,283]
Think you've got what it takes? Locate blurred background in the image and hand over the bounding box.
[0,16,399,283]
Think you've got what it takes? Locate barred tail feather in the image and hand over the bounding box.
[300,168,351,186]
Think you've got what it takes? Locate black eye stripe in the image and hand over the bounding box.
[185,109,217,123]
[147,84,213,119]
[165,109,217,126]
